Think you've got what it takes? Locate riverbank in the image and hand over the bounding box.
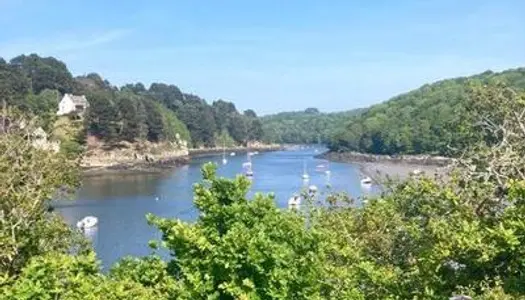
[81,140,189,176]
[82,142,282,175]
[82,156,190,176]
[319,151,453,182]
[189,143,282,157]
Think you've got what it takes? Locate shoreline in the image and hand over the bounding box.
[82,144,282,176]
[82,156,190,177]
[318,151,452,182]
[189,144,282,157]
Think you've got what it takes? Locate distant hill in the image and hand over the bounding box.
[261,107,366,144]
[328,67,525,155]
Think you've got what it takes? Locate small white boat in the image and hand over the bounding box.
[361,177,372,185]
[308,185,318,194]
[302,160,309,180]
[253,151,259,155]
[243,153,254,177]
[410,169,422,176]
[288,194,301,210]
[77,216,98,230]
[221,143,228,165]
[230,152,236,156]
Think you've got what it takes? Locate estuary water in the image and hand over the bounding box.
[57,147,374,268]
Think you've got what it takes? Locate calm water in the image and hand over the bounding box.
[57,147,374,268]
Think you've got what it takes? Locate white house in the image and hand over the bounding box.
[57,94,89,116]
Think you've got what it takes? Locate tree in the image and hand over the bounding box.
[177,98,217,147]
[261,108,366,144]
[212,100,237,132]
[25,89,60,131]
[328,67,525,155]
[244,110,264,142]
[3,252,159,299]
[148,83,184,111]
[153,101,191,144]
[0,113,83,276]
[304,107,320,114]
[10,54,74,94]
[142,98,164,142]
[146,163,326,299]
[227,113,248,145]
[0,60,30,107]
[116,92,143,142]
[122,82,146,94]
[85,91,119,142]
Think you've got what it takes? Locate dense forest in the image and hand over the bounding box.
[5,83,525,298]
[0,54,263,150]
[260,107,366,144]
[328,67,525,155]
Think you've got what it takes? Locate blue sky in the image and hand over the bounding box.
[1,0,523,115]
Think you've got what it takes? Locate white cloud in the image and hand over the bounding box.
[0,29,131,59]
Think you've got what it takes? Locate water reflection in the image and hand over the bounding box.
[79,172,171,199]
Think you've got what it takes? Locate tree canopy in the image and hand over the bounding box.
[0,54,264,148]
[261,108,366,144]
[328,67,525,155]
[6,83,525,299]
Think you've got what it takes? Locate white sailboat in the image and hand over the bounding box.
[243,153,253,177]
[288,194,301,210]
[325,160,331,175]
[221,142,228,165]
[302,160,309,180]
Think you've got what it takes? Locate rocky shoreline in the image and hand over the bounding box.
[319,151,453,166]
[82,143,282,176]
[319,151,453,181]
[82,155,190,176]
[189,143,282,157]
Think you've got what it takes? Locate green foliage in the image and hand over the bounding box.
[115,91,146,141]
[0,116,83,275]
[2,252,159,299]
[261,108,366,144]
[5,85,525,299]
[0,58,30,106]
[146,163,326,299]
[85,90,120,142]
[142,97,164,142]
[60,140,84,158]
[110,255,179,297]
[214,129,236,147]
[1,54,262,149]
[328,67,525,155]
[245,110,264,142]
[10,53,75,94]
[154,101,191,144]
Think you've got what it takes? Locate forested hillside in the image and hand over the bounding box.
[328,68,525,155]
[0,54,263,149]
[261,107,366,144]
